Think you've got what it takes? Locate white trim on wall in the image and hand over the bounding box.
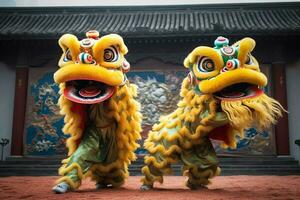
[286,60,300,163]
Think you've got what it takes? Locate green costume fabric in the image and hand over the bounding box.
[62,104,119,184]
[146,136,219,182]
[180,137,218,171]
[142,93,228,187]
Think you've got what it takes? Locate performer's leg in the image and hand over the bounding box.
[183,164,221,189]
[141,127,181,190]
[141,153,177,190]
[92,167,127,189]
[108,168,127,188]
[52,144,94,193]
[181,137,220,190]
[53,127,101,193]
[91,170,106,189]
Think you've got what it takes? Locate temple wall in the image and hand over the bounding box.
[286,60,300,163]
[0,62,15,160]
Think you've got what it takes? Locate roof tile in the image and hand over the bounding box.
[0,3,299,39]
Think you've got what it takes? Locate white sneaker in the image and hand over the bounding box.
[52,182,70,194]
[95,182,108,189]
[140,184,153,191]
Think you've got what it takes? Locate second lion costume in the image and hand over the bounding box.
[52,31,142,193]
[140,37,285,190]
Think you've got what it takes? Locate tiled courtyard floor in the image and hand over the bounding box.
[0,176,299,200]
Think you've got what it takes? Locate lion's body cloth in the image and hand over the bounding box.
[58,104,120,188]
[142,79,225,186]
[56,84,142,189]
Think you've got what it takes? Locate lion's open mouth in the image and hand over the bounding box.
[214,83,263,101]
[64,80,115,104]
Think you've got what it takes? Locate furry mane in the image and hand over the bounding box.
[58,81,142,179]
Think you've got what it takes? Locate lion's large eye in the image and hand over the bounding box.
[63,49,72,62]
[103,46,119,62]
[197,57,215,73]
[245,54,253,65]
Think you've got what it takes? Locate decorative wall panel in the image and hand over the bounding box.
[24,66,275,156]
[24,68,66,156]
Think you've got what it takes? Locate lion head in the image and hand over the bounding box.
[183,36,284,148]
[54,30,130,104]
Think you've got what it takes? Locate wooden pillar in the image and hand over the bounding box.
[272,62,290,155]
[11,67,28,156]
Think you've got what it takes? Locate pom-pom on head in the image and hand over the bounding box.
[122,59,131,73]
[86,30,99,39]
[214,36,229,48]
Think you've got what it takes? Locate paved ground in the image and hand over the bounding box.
[0,176,299,200]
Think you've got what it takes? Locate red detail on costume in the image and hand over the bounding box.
[224,47,233,54]
[188,73,193,84]
[86,30,99,39]
[227,61,232,68]
[64,85,115,104]
[122,60,130,73]
[87,55,93,62]
[79,86,101,98]
[209,124,231,145]
[216,87,264,101]
[217,36,226,41]
[71,103,87,130]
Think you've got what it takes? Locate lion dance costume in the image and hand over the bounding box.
[52,30,142,193]
[141,37,284,190]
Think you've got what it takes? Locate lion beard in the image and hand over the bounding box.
[220,93,285,132]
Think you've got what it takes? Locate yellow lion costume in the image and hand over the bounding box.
[52,30,142,193]
[140,37,284,190]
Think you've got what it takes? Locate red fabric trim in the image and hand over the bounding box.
[209,124,231,145]
[70,103,87,130]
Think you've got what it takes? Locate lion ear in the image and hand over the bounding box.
[236,37,256,63]
[93,34,128,55]
[58,34,80,59]
[183,56,191,68]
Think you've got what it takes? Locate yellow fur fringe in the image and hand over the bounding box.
[141,78,222,185]
[221,93,284,132]
[144,78,217,159]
